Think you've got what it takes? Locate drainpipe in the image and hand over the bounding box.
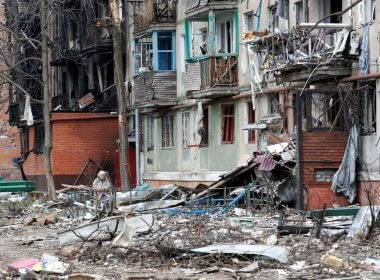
[135,108,141,185]
[296,92,305,210]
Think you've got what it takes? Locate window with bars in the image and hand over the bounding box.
[182,112,190,148]
[147,116,154,150]
[221,104,235,144]
[247,102,255,143]
[161,114,174,148]
[34,125,44,155]
[306,92,343,130]
[200,108,209,147]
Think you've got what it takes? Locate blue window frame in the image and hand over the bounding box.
[134,31,176,75]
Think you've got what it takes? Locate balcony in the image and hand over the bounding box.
[243,23,355,83]
[133,71,177,108]
[185,55,238,99]
[133,0,176,36]
[186,0,237,18]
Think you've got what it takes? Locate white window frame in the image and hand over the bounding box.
[147,116,154,150]
[134,36,153,74]
[161,114,174,149]
[182,111,190,148]
[216,17,235,54]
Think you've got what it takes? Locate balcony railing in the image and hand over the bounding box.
[134,0,176,31]
[243,23,354,76]
[185,55,238,97]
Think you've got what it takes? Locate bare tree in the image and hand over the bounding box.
[109,0,131,190]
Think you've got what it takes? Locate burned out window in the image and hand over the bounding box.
[306,92,343,130]
[269,93,280,116]
[217,19,234,54]
[247,102,255,143]
[34,125,44,155]
[147,116,154,150]
[221,104,235,144]
[20,128,29,155]
[200,107,209,147]
[360,82,376,135]
[182,111,190,148]
[161,114,174,148]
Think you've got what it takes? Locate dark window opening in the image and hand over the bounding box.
[269,93,280,115]
[247,102,255,143]
[330,0,342,23]
[221,104,235,144]
[200,107,209,147]
[21,128,29,155]
[306,91,343,130]
[34,125,44,155]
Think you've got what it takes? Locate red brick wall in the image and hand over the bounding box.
[0,102,20,180]
[23,112,118,189]
[303,130,349,209]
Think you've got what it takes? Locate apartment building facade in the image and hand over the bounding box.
[129,0,380,209]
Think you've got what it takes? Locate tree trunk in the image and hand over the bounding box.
[110,0,131,190]
[41,0,56,199]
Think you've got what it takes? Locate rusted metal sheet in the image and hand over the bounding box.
[185,62,201,91]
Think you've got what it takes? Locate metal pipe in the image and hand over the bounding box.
[296,92,305,210]
[340,72,380,83]
[135,108,141,185]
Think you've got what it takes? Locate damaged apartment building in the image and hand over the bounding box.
[129,0,380,209]
[6,0,135,188]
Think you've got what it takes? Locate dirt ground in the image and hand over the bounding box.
[1,196,380,280]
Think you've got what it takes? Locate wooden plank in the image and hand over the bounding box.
[307,207,360,218]
[57,184,90,193]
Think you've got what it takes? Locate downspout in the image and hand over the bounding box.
[135,108,141,185]
[296,91,305,210]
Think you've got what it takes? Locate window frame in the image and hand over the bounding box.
[33,124,44,155]
[221,104,235,144]
[306,91,344,131]
[200,107,209,147]
[146,116,154,151]
[181,111,190,148]
[247,102,255,144]
[134,36,153,74]
[161,114,174,149]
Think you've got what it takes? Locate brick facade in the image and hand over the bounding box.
[303,130,350,209]
[23,112,119,190]
[0,102,20,180]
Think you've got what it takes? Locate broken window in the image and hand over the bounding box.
[268,93,280,116]
[306,91,343,130]
[20,128,29,155]
[200,107,209,147]
[315,168,337,182]
[217,19,234,54]
[186,11,237,59]
[182,111,190,148]
[295,0,305,24]
[244,11,255,32]
[34,125,44,155]
[147,116,154,150]
[161,114,174,148]
[134,36,153,74]
[329,0,342,24]
[269,5,279,32]
[221,104,235,144]
[247,102,255,143]
[359,82,377,135]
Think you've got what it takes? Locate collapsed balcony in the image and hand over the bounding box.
[243,23,356,83]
